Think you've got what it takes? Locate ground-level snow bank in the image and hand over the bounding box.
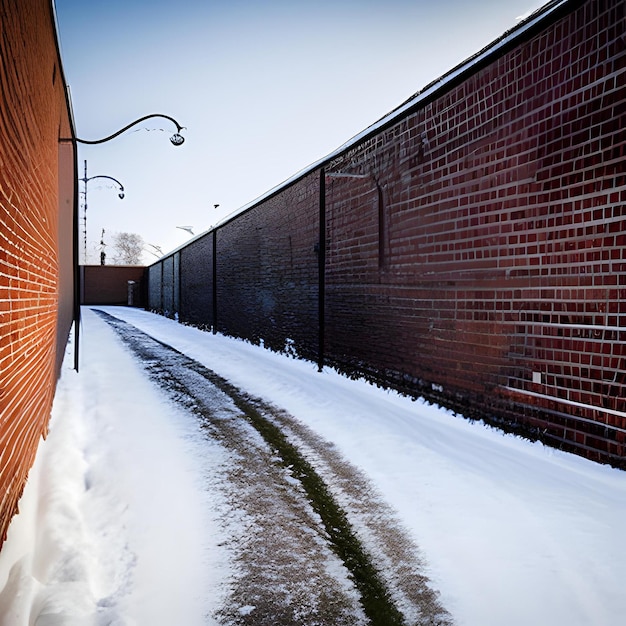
[1,306,625,626]
[0,309,225,625]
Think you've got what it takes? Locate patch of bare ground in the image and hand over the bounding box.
[264,408,453,626]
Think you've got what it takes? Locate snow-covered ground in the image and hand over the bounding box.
[1,306,625,625]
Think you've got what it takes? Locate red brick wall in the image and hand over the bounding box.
[149,0,626,466]
[323,0,626,463]
[0,0,75,542]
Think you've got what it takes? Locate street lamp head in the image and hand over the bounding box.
[170,133,185,146]
[118,192,125,199]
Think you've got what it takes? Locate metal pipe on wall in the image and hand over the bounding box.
[318,167,326,372]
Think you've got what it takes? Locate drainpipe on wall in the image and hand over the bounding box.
[318,168,326,372]
[212,229,218,334]
[72,145,80,371]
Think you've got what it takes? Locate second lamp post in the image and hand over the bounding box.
[79,160,125,264]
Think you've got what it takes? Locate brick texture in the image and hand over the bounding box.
[215,178,320,359]
[0,0,75,543]
[179,233,214,327]
[148,0,626,466]
[81,265,146,306]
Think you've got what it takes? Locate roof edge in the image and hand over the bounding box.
[153,0,579,264]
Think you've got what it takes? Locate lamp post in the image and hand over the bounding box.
[62,113,186,371]
[80,160,125,264]
[72,113,185,146]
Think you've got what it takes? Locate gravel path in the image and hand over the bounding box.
[95,310,453,626]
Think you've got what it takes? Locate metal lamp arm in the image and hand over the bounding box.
[74,114,185,145]
[84,174,124,191]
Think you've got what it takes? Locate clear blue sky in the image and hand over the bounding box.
[54,0,547,262]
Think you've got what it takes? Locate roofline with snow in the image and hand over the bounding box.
[157,0,579,261]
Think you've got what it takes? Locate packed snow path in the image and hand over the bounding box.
[2,307,626,625]
[94,310,452,625]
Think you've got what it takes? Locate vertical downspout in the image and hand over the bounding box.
[54,0,80,372]
[145,267,150,310]
[176,251,181,317]
[318,168,326,372]
[212,228,217,334]
[72,140,80,371]
[377,181,385,269]
[160,261,164,312]
[179,252,183,316]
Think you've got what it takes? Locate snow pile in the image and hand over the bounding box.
[0,311,224,625]
[0,306,625,625]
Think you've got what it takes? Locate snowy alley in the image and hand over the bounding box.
[0,306,625,625]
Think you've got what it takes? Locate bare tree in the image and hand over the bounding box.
[111,232,144,265]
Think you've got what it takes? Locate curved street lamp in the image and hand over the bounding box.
[80,160,125,264]
[62,113,186,371]
[72,113,185,146]
[84,174,125,199]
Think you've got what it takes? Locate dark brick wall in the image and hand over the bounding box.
[161,254,176,315]
[81,265,146,306]
[0,0,75,543]
[180,233,214,327]
[149,0,626,466]
[215,176,320,359]
[147,262,163,312]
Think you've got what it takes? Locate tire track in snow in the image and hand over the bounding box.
[93,310,452,626]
